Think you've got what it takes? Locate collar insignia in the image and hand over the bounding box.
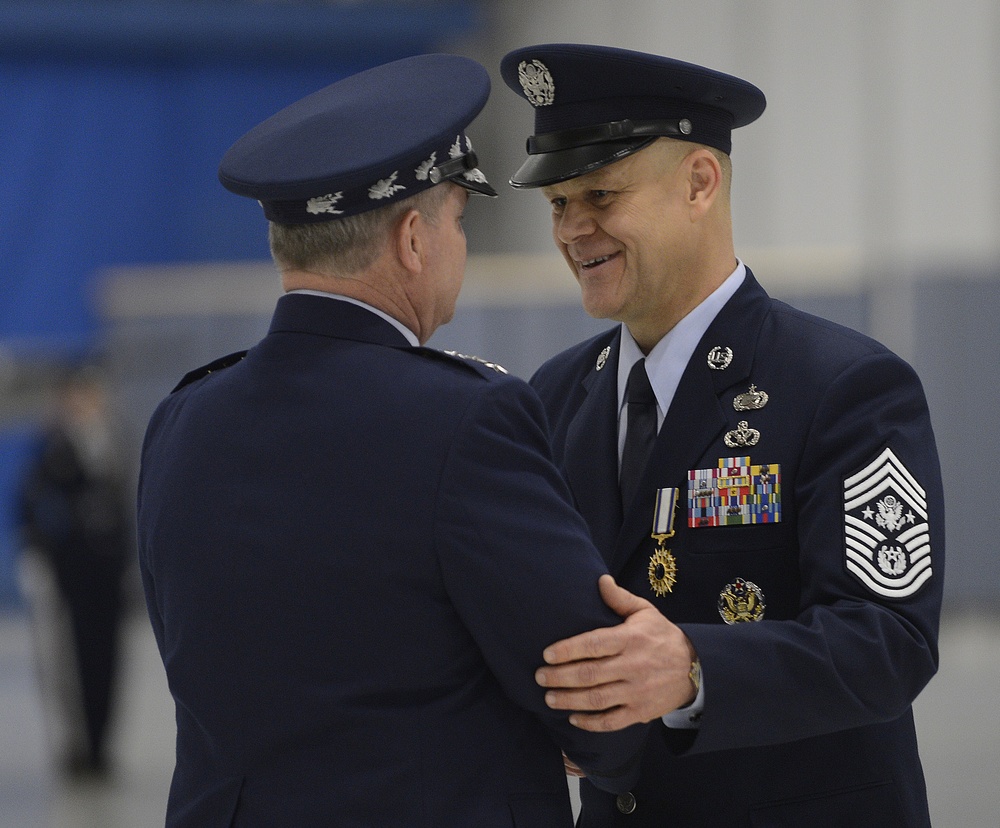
[596,345,611,371]
[707,346,733,370]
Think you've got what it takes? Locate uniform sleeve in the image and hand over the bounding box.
[433,377,647,790]
[135,411,168,660]
[682,350,944,753]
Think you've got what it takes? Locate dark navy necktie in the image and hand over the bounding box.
[620,358,658,510]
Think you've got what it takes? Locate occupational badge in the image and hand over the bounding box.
[843,447,932,599]
[733,384,769,411]
[718,578,765,623]
[517,59,555,106]
[707,346,733,370]
[596,345,610,371]
[647,487,679,596]
[724,420,760,448]
[688,457,781,527]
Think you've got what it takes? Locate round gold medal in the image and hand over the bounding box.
[648,547,678,597]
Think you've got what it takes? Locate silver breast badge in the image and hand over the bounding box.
[733,384,768,411]
[724,421,760,448]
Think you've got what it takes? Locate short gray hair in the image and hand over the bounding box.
[268,183,452,274]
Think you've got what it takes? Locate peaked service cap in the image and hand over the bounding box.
[219,53,497,224]
[500,43,765,188]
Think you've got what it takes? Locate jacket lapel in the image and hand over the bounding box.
[563,332,624,564]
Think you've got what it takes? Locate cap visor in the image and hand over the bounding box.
[454,174,498,197]
[509,138,655,188]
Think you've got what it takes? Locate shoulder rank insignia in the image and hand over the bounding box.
[843,447,932,599]
[689,457,781,527]
[443,350,508,374]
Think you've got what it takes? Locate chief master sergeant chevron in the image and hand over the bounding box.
[136,53,647,827]
[502,44,945,826]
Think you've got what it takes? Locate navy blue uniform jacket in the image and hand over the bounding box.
[531,270,944,827]
[137,294,645,827]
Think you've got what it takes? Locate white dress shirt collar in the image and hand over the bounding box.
[616,261,746,422]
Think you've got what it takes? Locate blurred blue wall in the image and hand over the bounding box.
[0,0,483,605]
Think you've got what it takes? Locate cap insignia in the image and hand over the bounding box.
[456,136,488,185]
[517,59,555,107]
[305,192,345,216]
[369,170,406,200]
[415,153,436,181]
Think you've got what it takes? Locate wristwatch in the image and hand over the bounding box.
[688,657,702,698]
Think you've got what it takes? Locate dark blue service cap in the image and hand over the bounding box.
[500,44,766,188]
[219,53,497,224]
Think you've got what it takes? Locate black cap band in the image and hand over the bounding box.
[526,117,692,155]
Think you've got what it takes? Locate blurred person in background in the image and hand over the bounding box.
[502,44,944,827]
[136,53,646,827]
[17,360,133,781]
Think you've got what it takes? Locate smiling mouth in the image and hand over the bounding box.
[579,253,616,270]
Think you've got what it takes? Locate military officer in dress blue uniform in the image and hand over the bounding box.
[501,44,944,827]
[137,53,647,828]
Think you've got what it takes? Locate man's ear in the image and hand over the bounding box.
[395,208,424,275]
[686,149,722,218]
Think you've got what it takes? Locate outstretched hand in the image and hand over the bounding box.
[536,575,697,731]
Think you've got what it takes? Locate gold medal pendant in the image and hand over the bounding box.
[648,488,679,596]
[648,543,678,596]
